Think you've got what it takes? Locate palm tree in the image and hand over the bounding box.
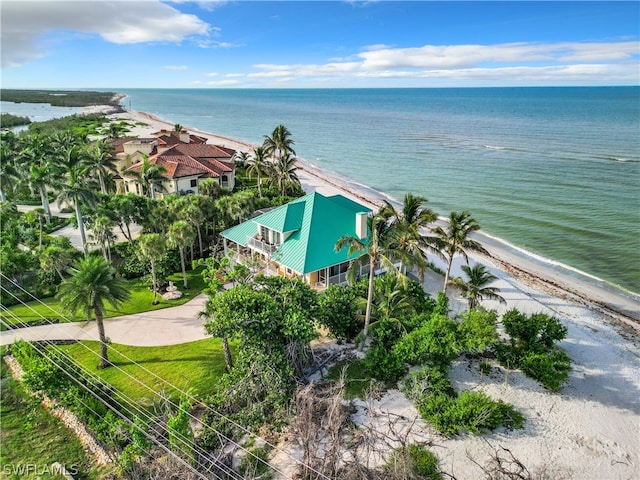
[124,155,168,199]
[84,141,117,194]
[137,233,167,304]
[0,132,20,202]
[431,211,488,292]
[263,124,296,161]
[452,264,506,310]
[335,210,405,340]
[56,161,99,255]
[271,151,300,196]
[173,123,183,132]
[382,193,437,279]
[167,220,196,289]
[246,146,270,197]
[57,256,130,369]
[356,274,416,329]
[17,136,59,222]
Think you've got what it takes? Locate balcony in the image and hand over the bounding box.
[247,236,278,255]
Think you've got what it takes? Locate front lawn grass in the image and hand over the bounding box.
[57,338,232,404]
[0,356,105,480]
[1,267,206,328]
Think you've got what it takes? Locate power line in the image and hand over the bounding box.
[0,299,243,480]
[1,275,325,479]
[0,312,215,480]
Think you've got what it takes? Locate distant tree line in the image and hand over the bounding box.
[1,89,121,108]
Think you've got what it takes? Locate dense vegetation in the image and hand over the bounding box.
[1,113,31,128]
[1,89,120,108]
[2,116,572,479]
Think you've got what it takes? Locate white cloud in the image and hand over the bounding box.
[1,0,210,67]
[206,79,240,86]
[249,41,639,85]
[164,65,188,70]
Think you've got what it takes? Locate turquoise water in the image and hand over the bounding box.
[120,88,639,294]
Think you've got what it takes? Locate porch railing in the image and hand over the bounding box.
[246,236,278,255]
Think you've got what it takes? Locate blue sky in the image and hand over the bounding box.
[2,1,638,88]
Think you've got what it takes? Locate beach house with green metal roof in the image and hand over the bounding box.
[220,192,372,288]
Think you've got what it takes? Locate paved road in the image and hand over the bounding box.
[0,294,209,347]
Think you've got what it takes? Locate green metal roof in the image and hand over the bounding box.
[253,201,305,233]
[220,218,257,247]
[220,192,372,274]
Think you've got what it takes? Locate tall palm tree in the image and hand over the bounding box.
[246,146,270,197]
[335,210,405,340]
[57,256,130,369]
[431,211,487,292]
[17,136,59,222]
[84,141,117,194]
[167,220,196,289]
[56,161,99,255]
[124,155,168,199]
[382,193,438,279]
[271,151,300,196]
[452,264,506,309]
[137,233,167,305]
[0,132,20,202]
[263,124,296,161]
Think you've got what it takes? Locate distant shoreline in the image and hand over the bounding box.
[110,103,640,330]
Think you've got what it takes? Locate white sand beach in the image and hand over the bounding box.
[107,108,640,479]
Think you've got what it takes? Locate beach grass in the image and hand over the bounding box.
[325,358,377,399]
[1,267,206,329]
[56,338,232,403]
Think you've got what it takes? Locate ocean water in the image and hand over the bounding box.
[62,88,640,294]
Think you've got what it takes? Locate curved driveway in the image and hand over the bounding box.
[0,294,209,347]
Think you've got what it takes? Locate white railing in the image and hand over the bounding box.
[247,236,277,255]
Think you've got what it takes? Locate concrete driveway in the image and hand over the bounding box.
[1,294,209,347]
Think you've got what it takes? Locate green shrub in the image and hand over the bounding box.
[497,309,571,391]
[408,444,441,479]
[317,283,362,342]
[401,367,455,402]
[520,349,571,392]
[419,390,524,436]
[502,309,568,353]
[386,444,441,479]
[394,314,459,368]
[363,344,406,383]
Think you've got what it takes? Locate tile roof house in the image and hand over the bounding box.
[220,192,372,289]
[122,143,237,198]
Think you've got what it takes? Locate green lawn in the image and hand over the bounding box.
[0,357,105,480]
[57,338,232,404]
[1,267,206,329]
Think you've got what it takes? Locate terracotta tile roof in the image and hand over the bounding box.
[125,144,236,180]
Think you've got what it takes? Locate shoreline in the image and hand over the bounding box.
[108,107,640,330]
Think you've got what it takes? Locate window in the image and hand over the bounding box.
[125,183,129,192]
[222,175,228,182]
[190,179,197,188]
[272,231,281,245]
